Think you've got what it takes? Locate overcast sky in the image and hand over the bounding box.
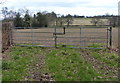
[0,0,120,16]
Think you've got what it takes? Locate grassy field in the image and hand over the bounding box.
[72,18,109,26]
[2,45,119,81]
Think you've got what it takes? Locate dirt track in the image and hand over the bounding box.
[80,49,118,80]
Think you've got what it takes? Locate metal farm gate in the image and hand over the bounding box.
[12,27,112,49]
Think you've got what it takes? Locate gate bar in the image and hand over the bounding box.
[80,27,82,47]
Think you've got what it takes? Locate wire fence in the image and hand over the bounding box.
[13,27,112,49]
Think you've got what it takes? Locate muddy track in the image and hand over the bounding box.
[79,49,118,80]
[26,54,45,81]
[26,49,54,81]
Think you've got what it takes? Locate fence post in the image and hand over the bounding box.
[63,27,65,34]
[0,21,1,82]
[109,27,112,48]
[54,21,57,48]
[10,22,13,46]
[107,27,109,48]
[80,27,82,47]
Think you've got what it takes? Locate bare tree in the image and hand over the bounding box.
[91,18,100,26]
[56,15,65,27]
[2,7,16,20]
[59,15,65,27]
[2,7,8,19]
[0,0,6,4]
[18,7,32,17]
[65,14,73,27]
[108,16,118,27]
[97,20,103,26]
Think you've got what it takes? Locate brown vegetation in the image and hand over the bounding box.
[2,22,13,52]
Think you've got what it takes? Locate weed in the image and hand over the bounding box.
[13,56,20,60]
[2,61,11,70]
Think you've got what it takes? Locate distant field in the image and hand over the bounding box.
[53,18,109,26]
[70,18,109,26]
[13,27,118,48]
[72,18,93,25]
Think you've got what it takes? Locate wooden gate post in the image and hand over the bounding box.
[54,21,57,48]
[109,27,112,48]
[0,21,1,82]
[2,22,13,52]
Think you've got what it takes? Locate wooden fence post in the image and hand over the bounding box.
[109,27,112,48]
[2,22,13,52]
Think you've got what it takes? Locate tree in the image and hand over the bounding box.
[2,7,8,19]
[91,18,100,26]
[7,10,16,20]
[2,7,16,21]
[0,0,6,4]
[14,13,23,27]
[36,12,44,27]
[109,16,118,27]
[35,12,47,27]
[24,13,31,27]
[56,15,65,27]
[46,12,57,27]
[18,8,28,17]
[65,14,73,27]
[31,14,39,27]
[34,11,56,27]
[59,15,65,27]
[97,20,104,26]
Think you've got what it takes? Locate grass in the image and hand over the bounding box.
[86,49,119,81]
[89,49,119,68]
[88,43,119,67]
[2,45,119,81]
[43,47,100,81]
[2,46,42,81]
[0,59,2,82]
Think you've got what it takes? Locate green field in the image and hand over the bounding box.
[2,46,119,81]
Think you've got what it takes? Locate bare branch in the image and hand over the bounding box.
[0,0,6,4]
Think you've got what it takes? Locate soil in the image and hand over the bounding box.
[26,49,54,81]
[79,49,118,81]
